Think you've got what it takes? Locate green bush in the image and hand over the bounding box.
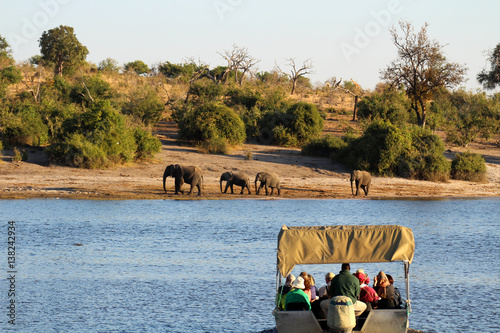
[257,102,323,146]
[70,75,114,107]
[187,79,224,104]
[49,101,139,167]
[123,87,165,126]
[336,120,450,180]
[451,151,487,182]
[178,102,246,145]
[49,133,108,169]
[197,137,229,154]
[357,89,410,126]
[302,135,347,158]
[1,102,49,146]
[402,126,450,181]
[134,127,161,159]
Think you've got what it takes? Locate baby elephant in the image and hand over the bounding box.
[255,172,281,196]
[350,170,371,196]
[220,171,251,194]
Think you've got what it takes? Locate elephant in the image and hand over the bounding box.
[220,171,251,194]
[163,164,203,196]
[350,170,371,196]
[255,172,281,196]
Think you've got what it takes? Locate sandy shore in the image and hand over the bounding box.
[1,134,499,200]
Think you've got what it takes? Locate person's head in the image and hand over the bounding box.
[286,273,296,286]
[292,276,305,290]
[299,271,308,279]
[356,269,370,284]
[304,277,311,291]
[387,274,394,285]
[309,275,316,286]
[376,271,388,285]
[354,271,368,285]
[325,272,335,283]
[341,263,350,271]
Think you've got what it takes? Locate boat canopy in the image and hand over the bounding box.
[277,225,415,277]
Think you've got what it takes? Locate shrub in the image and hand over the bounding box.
[48,133,108,169]
[302,135,347,158]
[357,89,410,126]
[197,137,229,154]
[133,127,161,159]
[257,102,323,146]
[123,87,165,126]
[178,102,246,145]
[336,120,450,180]
[451,152,487,182]
[70,75,114,107]
[50,101,138,167]
[1,102,49,146]
[187,79,224,104]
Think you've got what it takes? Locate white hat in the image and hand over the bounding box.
[292,276,305,289]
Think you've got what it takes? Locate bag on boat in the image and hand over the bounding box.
[327,295,355,330]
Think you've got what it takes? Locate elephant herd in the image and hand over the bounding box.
[162,164,281,197]
[162,164,371,197]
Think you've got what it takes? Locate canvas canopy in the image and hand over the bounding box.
[277,225,414,277]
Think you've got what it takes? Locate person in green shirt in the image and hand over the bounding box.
[285,276,311,311]
[328,263,367,316]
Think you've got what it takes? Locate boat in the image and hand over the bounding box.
[273,225,415,333]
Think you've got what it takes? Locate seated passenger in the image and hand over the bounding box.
[318,272,335,298]
[354,269,379,309]
[328,263,367,316]
[276,273,295,310]
[386,274,402,308]
[309,274,319,302]
[285,276,311,311]
[373,271,398,309]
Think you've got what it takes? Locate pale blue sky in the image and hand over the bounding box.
[1,0,499,91]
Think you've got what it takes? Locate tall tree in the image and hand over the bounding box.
[218,45,259,85]
[276,58,313,95]
[477,43,500,90]
[381,21,467,128]
[0,35,22,98]
[124,60,149,75]
[39,25,89,76]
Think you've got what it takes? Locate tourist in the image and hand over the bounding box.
[328,263,367,316]
[354,269,379,309]
[276,273,295,310]
[373,271,398,309]
[285,276,311,311]
[318,272,335,298]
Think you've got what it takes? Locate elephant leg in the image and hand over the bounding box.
[247,185,251,194]
[224,182,230,194]
[265,185,269,195]
[355,180,360,196]
[364,184,370,196]
[270,187,274,195]
[196,183,202,196]
[187,183,194,195]
[230,183,235,194]
[277,187,281,196]
[175,179,184,195]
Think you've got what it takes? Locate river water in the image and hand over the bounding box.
[0,198,499,333]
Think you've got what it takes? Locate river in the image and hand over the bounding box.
[0,198,499,333]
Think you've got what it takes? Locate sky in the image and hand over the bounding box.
[1,0,499,91]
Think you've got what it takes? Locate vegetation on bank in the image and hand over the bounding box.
[0,23,499,181]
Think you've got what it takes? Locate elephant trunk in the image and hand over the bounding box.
[255,181,258,194]
[220,176,224,193]
[350,179,354,196]
[163,169,169,193]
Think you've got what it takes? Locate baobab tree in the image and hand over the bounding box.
[276,58,314,95]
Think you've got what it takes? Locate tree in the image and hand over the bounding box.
[276,58,313,95]
[124,60,150,75]
[218,45,259,85]
[39,25,89,76]
[381,21,467,128]
[98,58,120,73]
[0,35,22,98]
[477,43,500,90]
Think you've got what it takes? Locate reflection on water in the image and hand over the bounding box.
[0,198,499,333]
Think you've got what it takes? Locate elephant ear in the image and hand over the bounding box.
[174,164,183,177]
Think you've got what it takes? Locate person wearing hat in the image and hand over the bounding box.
[354,269,379,309]
[276,273,295,310]
[284,276,311,311]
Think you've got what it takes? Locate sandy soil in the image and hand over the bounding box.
[1,121,499,200]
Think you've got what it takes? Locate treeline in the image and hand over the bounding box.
[0,25,499,182]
